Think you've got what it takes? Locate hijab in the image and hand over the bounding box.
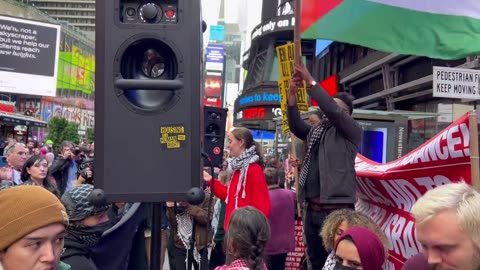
[335,227,386,270]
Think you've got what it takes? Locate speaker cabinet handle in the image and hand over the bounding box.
[115,79,183,90]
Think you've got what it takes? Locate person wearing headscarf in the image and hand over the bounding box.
[320,209,389,270]
[334,227,386,270]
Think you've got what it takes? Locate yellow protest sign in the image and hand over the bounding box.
[278,79,290,134]
[276,43,309,112]
[277,43,295,78]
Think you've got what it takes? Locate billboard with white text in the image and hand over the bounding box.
[0,16,61,97]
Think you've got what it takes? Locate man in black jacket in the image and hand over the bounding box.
[287,63,362,269]
[61,184,111,270]
[50,141,81,196]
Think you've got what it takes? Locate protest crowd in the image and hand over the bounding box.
[0,63,479,270]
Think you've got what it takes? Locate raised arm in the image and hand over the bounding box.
[308,85,362,147]
[287,79,312,140]
[293,63,362,147]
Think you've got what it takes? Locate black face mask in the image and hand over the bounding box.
[333,262,356,270]
[67,222,110,247]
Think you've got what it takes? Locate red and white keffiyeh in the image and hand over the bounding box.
[214,259,268,270]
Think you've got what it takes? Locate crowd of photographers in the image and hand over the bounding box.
[0,138,94,193]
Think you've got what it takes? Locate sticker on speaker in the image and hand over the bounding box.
[159,124,186,150]
[213,147,221,155]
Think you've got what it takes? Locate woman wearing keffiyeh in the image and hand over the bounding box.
[205,127,271,232]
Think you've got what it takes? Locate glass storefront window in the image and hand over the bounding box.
[407,100,472,152]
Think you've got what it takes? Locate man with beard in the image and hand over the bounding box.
[287,63,362,269]
[61,184,110,270]
[403,182,480,270]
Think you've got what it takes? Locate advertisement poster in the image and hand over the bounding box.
[0,16,61,96]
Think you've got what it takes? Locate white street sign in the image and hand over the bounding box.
[433,66,480,100]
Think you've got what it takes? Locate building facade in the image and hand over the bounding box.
[1,0,95,141]
[235,0,478,153]
[22,0,95,38]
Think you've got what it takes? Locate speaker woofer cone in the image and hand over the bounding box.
[119,38,179,113]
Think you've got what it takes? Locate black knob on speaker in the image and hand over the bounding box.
[89,189,107,207]
[186,187,205,205]
[140,3,158,22]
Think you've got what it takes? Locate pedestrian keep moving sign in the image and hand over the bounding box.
[433,66,480,100]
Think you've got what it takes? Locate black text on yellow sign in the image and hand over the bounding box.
[159,125,186,150]
[276,44,295,78]
[278,79,290,134]
[295,83,309,112]
[276,43,309,112]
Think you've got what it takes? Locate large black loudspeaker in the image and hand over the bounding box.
[95,0,203,202]
[204,107,227,168]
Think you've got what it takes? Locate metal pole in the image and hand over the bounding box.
[150,203,162,270]
[469,111,480,190]
[294,0,302,64]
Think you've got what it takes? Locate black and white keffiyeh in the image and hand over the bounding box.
[298,122,331,187]
[176,212,201,265]
[322,251,336,270]
[229,145,259,208]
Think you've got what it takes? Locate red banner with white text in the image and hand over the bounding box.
[355,113,472,270]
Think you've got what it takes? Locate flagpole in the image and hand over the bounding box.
[293,0,303,217]
[469,111,480,190]
[294,0,302,65]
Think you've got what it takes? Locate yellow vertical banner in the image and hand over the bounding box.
[276,43,309,112]
[278,78,290,134]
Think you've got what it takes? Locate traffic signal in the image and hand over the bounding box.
[95,0,204,202]
[204,107,228,168]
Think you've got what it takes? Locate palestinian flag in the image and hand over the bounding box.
[301,0,480,60]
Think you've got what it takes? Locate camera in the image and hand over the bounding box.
[72,146,81,156]
[79,159,94,184]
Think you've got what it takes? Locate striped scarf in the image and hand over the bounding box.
[298,122,331,187]
[228,146,259,208]
[214,259,268,270]
[176,212,201,265]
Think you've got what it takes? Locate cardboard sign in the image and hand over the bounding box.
[278,78,290,134]
[276,43,309,112]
